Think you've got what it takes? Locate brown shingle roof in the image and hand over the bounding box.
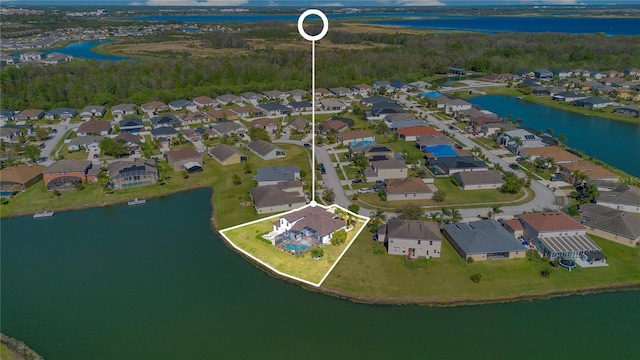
[284,206,345,238]
[337,129,374,141]
[45,160,91,173]
[386,219,441,240]
[518,212,584,232]
[521,146,581,163]
[167,147,200,161]
[0,164,44,184]
[385,177,432,195]
[210,144,244,162]
[77,120,111,134]
[397,126,440,137]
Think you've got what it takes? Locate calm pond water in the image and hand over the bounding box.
[46,41,130,61]
[468,95,640,177]
[1,189,639,359]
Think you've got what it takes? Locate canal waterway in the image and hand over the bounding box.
[468,95,640,178]
[2,189,639,359]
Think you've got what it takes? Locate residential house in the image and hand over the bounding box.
[364,159,408,182]
[286,117,309,132]
[0,125,34,143]
[613,105,640,117]
[114,132,141,155]
[453,170,504,190]
[362,145,395,161]
[76,120,112,136]
[384,112,416,123]
[337,130,375,147]
[387,119,430,131]
[209,144,248,165]
[42,53,73,65]
[14,109,45,121]
[271,205,346,248]
[43,160,100,190]
[552,92,588,102]
[19,52,43,62]
[288,89,308,101]
[108,159,158,190]
[498,129,545,152]
[150,127,179,141]
[408,81,431,89]
[288,101,313,113]
[320,119,349,134]
[480,122,517,137]
[79,105,106,118]
[502,219,524,239]
[167,147,203,173]
[118,118,144,133]
[252,118,280,135]
[350,84,373,96]
[314,88,332,98]
[361,96,394,106]
[179,111,210,125]
[262,90,287,101]
[370,102,405,117]
[240,91,265,104]
[319,98,347,111]
[210,121,247,137]
[66,135,104,151]
[0,109,15,124]
[428,156,489,176]
[150,114,181,128]
[614,88,640,101]
[397,126,440,141]
[518,212,603,262]
[248,140,286,160]
[572,97,614,109]
[181,129,202,142]
[579,203,640,247]
[560,161,620,184]
[519,146,582,164]
[373,81,391,92]
[111,104,137,121]
[206,108,239,121]
[231,105,264,118]
[45,107,77,121]
[257,166,300,186]
[552,69,571,79]
[250,181,306,214]
[416,134,455,150]
[384,177,433,201]
[377,220,441,259]
[329,87,352,97]
[597,184,640,213]
[0,164,44,196]
[192,96,218,108]
[483,73,517,82]
[169,99,196,112]
[533,68,553,79]
[443,98,473,114]
[140,101,168,115]
[443,220,526,261]
[216,94,242,105]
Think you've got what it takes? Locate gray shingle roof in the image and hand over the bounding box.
[443,220,525,255]
[257,166,300,183]
[248,140,281,156]
[250,183,306,208]
[210,144,244,162]
[580,203,640,241]
[386,219,441,240]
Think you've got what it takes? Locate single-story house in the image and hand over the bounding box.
[169,100,197,112]
[498,129,545,152]
[351,84,374,96]
[320,119,349,134]
[76,120,112,136]
[250,181,306,214]
[572,97,614,109]
[216,94,242,105]
[597,184,640,213]
[108,159,158,190]
[210,144,248,165]
[210,121,247,136]
[118,118,144,133]
[314,88,332,98]
[231,105,264,118]
[329,87,353,97]
[384,177,433,201]
[111,104,137,120]
[337,130,375,147]
[0,164,44,196]
[179,111,210,125]
[288,101,313,113]
[248,140,286,160]
[258,103,291,116]
[377,220,442,259]
[252,118,280,135]
[167,147,203,173]
[114,132,141,155]
[560,161,620,184]
[552,92,588,102]
[45,107,77,120]
[286,117,309,132]
[67,135,104,151]
[361,96,393,106]
[533,68,553,79]
[206,108,239,121]
[397,126,440,141]
[362,145,395,161]
[363,159,408,182]
[319,98,347,111]
[519,146,582,164]
[43,160,100,190]
[416,134,454,150]
[0,124,34,143]
[518,212,602,261]
[288,89,308,101]
[79,105,106,118]
[181,129,202,142]
[579,203,640,247]
[443,220,527,261]
[14,109,45,121]
[150,114,181,128]
[150,126,179,140]
[140,101,168,115]
[453,170,504,190]
[240,91,266,104]
[428,156,489,176]
[257,166,300,186]
[271,205,346,248]
[262,90,287,101]
[192,96,218,108]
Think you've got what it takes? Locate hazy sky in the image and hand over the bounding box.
[2,0,639,7]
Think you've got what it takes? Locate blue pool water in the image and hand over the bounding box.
[425,144,458,157]
[283,243,309,253]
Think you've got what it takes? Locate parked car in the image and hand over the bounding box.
[351,179,362,184]
[516,157,526,162]
[509,163,520,170]
[454,144,463,149]
[39,143,46,149]
[357,188,373,194]
[93,154,99,158]
[303,143,312,148]
[52,128,58,134]
[320,164,326,175]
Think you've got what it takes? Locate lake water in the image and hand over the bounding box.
[46,41,130,61]
[131,13,640,35]
[468,95,640,178]
[2,189,639,359]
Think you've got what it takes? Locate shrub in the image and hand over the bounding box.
[0,197,9,205]
[450,177,461,187]
[74,183,85,191]
[466,257,475,264]
[541,269,551,278]
[331,229,347,245]
[348,204,360,213]
[311,247,324,259]
[181,170,189,179]
[470,273,483,283]
[433,190,447,202]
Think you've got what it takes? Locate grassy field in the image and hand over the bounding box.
[1,144,311,229]
[0,344,15,360]
[322,232,640,304]
[222,212,367,285]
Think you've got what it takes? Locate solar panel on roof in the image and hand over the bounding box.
[524,135,536,140]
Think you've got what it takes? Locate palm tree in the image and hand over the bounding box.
[369,209,387,224]
[583,184,600,203]
[490,204,503,219]
[571,170,588,186]
[557,134,568,146]
[547,128,554,135]
[450,208,462,223]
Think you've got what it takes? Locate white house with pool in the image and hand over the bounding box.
[268,205,346,255]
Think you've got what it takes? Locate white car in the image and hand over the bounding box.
[357,188,373,194]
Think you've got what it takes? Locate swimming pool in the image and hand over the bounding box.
[425,144,458,157]
[283,243,310,253]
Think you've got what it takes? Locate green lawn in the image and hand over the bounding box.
[322,232,640,304]
[1,144,311,229]
[222,213,367,285]
[58,147,92,160]
[355,177,531,209]
[0,344,16,360]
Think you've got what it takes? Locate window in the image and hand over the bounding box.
[429,240,433,245]
[426,250,429,255]
[418,240,421,245]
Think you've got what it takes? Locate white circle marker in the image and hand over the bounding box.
[297,9,329,42]
[309,200,318,207]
